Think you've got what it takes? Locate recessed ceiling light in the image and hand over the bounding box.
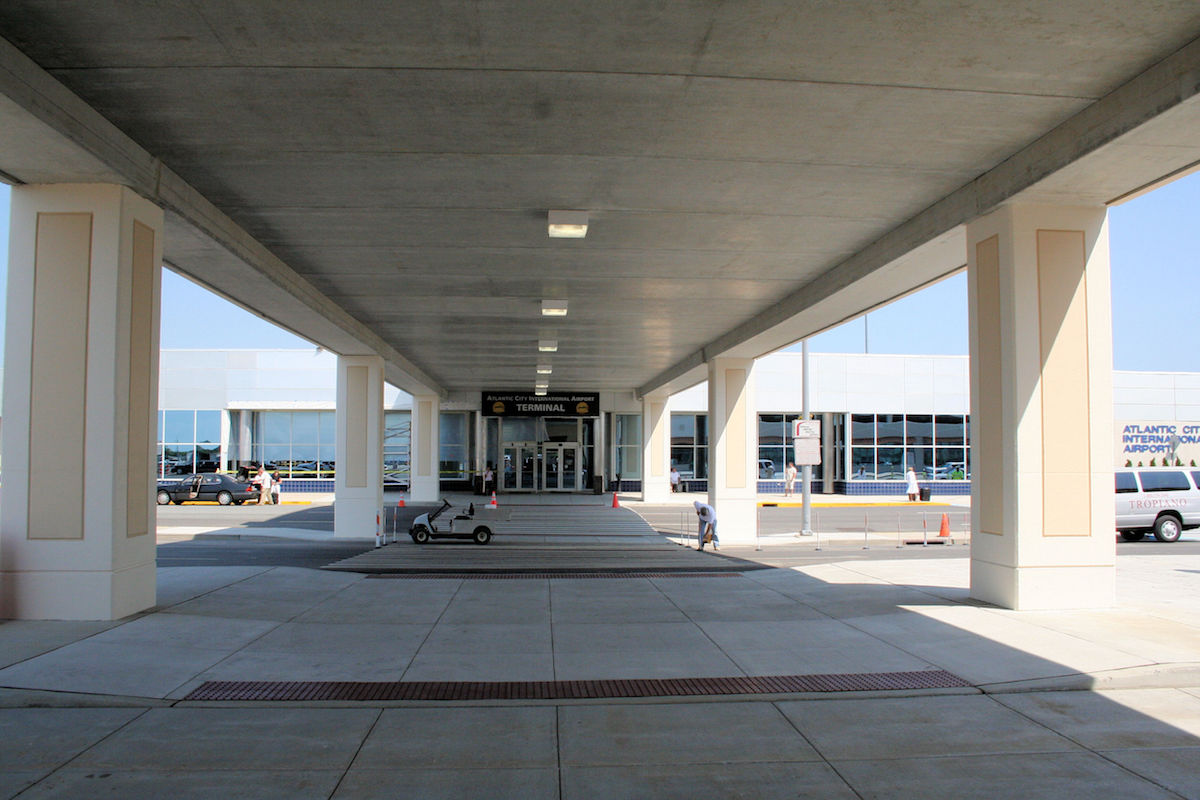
[542,299,568,316]
[536,364,553,374]
[548,210,588,238]
[538,340,558,352]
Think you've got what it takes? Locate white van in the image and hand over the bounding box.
[1114,467,1200,542]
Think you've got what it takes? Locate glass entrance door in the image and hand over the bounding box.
[502,443,537,491]
[542,443,579,492]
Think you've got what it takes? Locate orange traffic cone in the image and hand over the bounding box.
[489,491,498,509]
[397,493,405,508]
[938,513,950,538]
[611,491,620,509]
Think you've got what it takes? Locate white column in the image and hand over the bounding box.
[967,204,1115,610]
[707,357,758,544]
[334,355,384,539]
[410,394,441,503]
[641,393,672,502]
[1,184,163,619]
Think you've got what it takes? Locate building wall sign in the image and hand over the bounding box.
[483,392,599,418]
[1116,421,1200,465]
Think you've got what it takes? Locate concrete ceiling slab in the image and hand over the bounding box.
[1,2,1199,396]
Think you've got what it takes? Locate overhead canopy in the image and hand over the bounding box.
[1,2,1199,398]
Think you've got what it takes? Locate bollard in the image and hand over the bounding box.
[755,504,762,551]
[862,511,870,550]
[896,512,903,548]
[922,512,928,547]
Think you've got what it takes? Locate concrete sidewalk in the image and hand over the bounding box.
[3,509,1200,798]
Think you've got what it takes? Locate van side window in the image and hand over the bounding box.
[1191,471,1200,490]
[1137,471,1191,492]
[1115,473,1138,493]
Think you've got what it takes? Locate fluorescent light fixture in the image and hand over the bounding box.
[548,210,588,238]
[535,381,550,390]
[534,389,548,396]
[541,299,569,316]
[536,365,553,374]
[538,340,558,352]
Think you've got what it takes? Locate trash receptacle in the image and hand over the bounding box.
[919,486,932,502]
[593,475,604,495]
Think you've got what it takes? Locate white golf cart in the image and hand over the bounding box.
[410,498,494,545]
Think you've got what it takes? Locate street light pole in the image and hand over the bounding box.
[801,339,813,537]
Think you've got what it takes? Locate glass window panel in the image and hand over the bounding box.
[260,412,291,445]
[935,415,965,446]
[384,412,410,444]
[934,448,967,479]
[193,410,220,444]
[695,447,709,480]
[615,445,642,479]
[318,444,337,478]
[502,417,536,442]
[318,411,336,444]
[163,445,193,475]
[164,410,194,443]
[877,414,904,445]
[758,447,785,477]
[906,415,933,446]
[671,414,695,444]
[291,411,319,443]
[876,447,904,479]
[617,414,642,447]
[907,447,933,477]
[290,444,319,477]
[157,411,165,441]
[850,448,874,479]
[696,415,708,446]
[758,414,785,445]
[1116,473,1138,493]
[544,418,577,442]
[671,447,695,477]
[196,444,220,473]
[851,414,875,446]
[440,412,468,446]
[262,445,289,471]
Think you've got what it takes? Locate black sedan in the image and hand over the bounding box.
[157,473,260,506]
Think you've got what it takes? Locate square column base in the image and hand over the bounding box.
[1,560,155,620]
[970,559,1115,610]
[709,497,758,546]
[334,496,381,540]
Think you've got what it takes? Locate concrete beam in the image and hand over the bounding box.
[0,34,445,398]
[640,34,1200,397]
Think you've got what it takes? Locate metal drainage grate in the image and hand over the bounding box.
[365,571,743,580]
[184,670,971,702]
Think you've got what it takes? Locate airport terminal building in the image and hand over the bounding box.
[158,348,1187,497]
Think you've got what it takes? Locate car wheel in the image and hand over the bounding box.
[1153,515,1183,543]
[412,527,431,544]
[216,490,233,506]
[473,527,492,545]
[1120,531,1146,542]
[156,491,171,506]
[173,499,186,505]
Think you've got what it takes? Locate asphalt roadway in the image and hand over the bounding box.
[155,501,1200,569]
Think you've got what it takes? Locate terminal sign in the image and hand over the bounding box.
[483,391,600,418]
[793,419,821,466]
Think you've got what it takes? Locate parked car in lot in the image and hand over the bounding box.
[157,473,259,506]
[758,459,777,479]
[1115,467,1200,542]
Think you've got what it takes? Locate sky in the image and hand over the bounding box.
[0,168,1198,370]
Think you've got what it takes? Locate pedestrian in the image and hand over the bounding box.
[670,466,681,493]
[905,466,919,502]
[693,500,719,551]
[483,463,495,495]
[271,470,281,505]
[253,465,273,505]
[784,461,797,496]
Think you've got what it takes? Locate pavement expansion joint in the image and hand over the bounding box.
[183,670,972,702]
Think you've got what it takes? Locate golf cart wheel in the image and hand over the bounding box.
[156,491,171,506]
[412,526,431,544]
[472,527,492,545]
[1153,515,1183,543]
[1120,530,1146,542]
[216,490,233,505]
